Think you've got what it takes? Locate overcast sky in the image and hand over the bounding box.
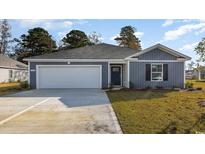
[8,19,205,63]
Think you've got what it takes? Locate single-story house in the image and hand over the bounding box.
[0,54,28,83]
[24,43,191,89]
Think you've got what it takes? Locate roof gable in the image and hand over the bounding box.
[0,54,27,69]
[137,48,177,60]
[127,44,191,60]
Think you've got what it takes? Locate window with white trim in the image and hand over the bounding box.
[151,64,163,81]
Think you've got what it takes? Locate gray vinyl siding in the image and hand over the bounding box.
[136,48,177,60]
[29,62,108,89]
[130,62,185,89]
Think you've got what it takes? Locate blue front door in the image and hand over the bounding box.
[111,66,121,86]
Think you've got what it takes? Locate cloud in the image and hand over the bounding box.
[134,32,144,38]
[162,19,174,27]
[179,42,198,51]
[199,19,205,22]
[57,31,68,39]
[195,27,205,35]
[18,19,73,30]
[45,21,73,29]
[18,19,48,27]
[110,34,120,41]
[163,22,205,41]
[75,19,88,25]
[182,19,194,23]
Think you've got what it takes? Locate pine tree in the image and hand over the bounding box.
[115,26,141,51]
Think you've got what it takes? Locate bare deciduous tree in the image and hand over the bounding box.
[88,31,103,44]
[0,19,12,54]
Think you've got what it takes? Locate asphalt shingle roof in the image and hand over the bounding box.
[0,54,27,69]
[26,43,137,59]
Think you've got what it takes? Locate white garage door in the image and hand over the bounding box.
[37,65,102,89]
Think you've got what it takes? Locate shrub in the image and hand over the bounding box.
[108,83,115,89]
[129,82,135,89]
[187,88,195,91]
[145,86,151,89]
[155,85,163,89]
[19,81,29,89]
[196,87,202,90]
[159,122,177,134]
[185,82,193,89]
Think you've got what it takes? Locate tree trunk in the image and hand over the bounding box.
[198,71,201,80]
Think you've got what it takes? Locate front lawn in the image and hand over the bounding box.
[0,82,29,96]
[186,79,205,90]
[107,90,205,134]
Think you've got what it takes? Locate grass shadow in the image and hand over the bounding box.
[107,89,174,102]
[158,122,177,134]
[195,80,205,83]
[158,113,205,134]
[184,113,205,134]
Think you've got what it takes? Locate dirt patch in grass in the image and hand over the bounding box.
[107,90,205,134]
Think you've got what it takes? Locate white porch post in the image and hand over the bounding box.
[127,60,130,88]
[108,62,110,88]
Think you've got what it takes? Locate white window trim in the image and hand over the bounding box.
[151,63,163,82]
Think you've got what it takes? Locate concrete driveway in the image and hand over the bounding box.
[0,89,122,134]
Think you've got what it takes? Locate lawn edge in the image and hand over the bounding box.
[106,91,124,134]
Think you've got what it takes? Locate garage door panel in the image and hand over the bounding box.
[37,65,101,89]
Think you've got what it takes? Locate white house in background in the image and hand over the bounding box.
[0,54,28,83]
[186,67,205,80]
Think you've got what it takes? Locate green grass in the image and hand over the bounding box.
[107,90,205,134]
[186,79,205,90]
[0,82,29,96]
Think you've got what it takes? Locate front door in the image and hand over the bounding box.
[111,66,121,86]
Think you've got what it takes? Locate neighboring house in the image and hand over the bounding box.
[185,70,197,79]
[200,70,205,79]
[0,54,28,83]
[24,43,191,89]
[186,67,205,80]
[185,70,192,79]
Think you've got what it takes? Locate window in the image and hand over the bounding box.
[9,70,13,79]
[112,67,120,72]
[151,64,163,81]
